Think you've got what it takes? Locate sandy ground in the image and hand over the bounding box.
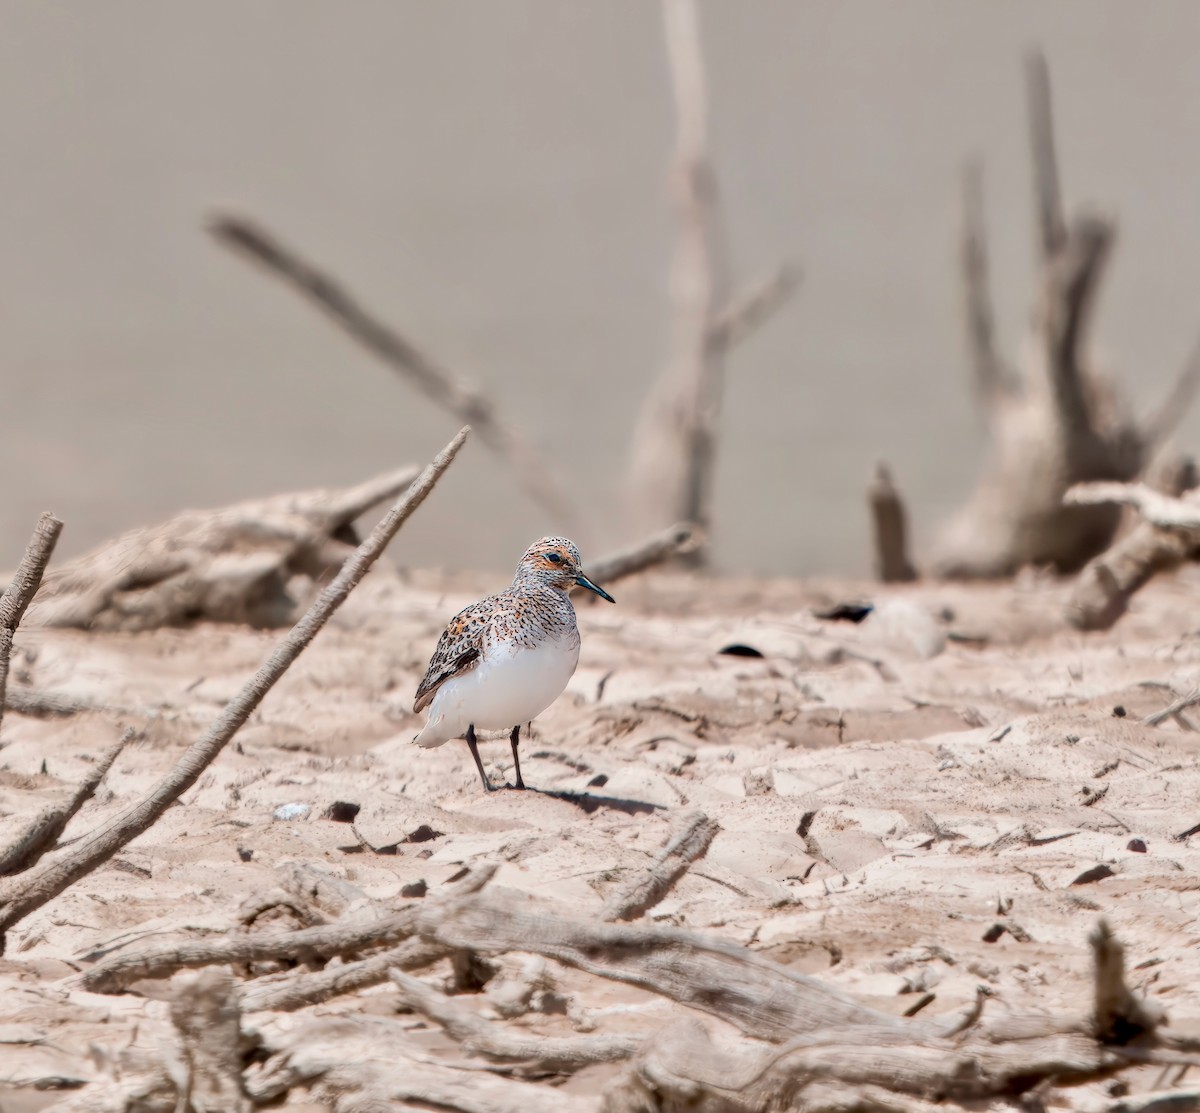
[1,560,1199,1109]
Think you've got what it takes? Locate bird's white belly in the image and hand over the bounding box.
[430,635,580,734]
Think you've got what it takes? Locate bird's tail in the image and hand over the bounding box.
[412,719,450,749]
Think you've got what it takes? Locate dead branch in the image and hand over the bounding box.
[1146,685,1200,728]
[601,810,719,921]
[241,937,447,1013]
[0,428,469,950]
[389,969,641,1072]
[1091,917,1165,1042]
[709,265,800,352]
[1026,49,1066,258]
[1065,458,1200,629]
[931,52,1193,579]
[27,464,420,631]
[868,463,918,583]
[1065,482,1200,532]
[168,967,251,1113]
[961,160,1007,406]
[419,888,920,1044]
[583,522,701,587]
[627,0,748,565]
[0,512,62,736]
[85,861,495,995]
[1143,335,1200,449]
[209,214,576,530]
[0,730,130,877]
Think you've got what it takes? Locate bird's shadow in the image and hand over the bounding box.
[499,784,663,816]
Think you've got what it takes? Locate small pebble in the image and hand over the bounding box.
[273,803,312,822]
[401,879,428,899]
[1127,838,1148,853]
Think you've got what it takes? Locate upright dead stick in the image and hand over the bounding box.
[0,428,469,948]
[1090,918,1164,1042]
[961,161,1006,406]
[868,463,918,583]
[0,730,130,877]
[1026,49,1066,259]
[169,967,251,1113]
[602,810,719,921]
[0,512,62,737]
[584,522,700,586]
[209,216,576,529]
[626,0,729,562]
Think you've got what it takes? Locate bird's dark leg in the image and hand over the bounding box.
[465,725,493,792]
[509,724,526,790]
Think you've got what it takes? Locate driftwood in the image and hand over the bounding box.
[601,810,719,922]
[0,730,129,877]
[0,430,468,950]
[209,215,577,532]
[1065,477,1200,630]
[627,0,795,563]
[0,512,62,735]
[27,464,420,631]
[932,51,1200,579]
[584,522,701,588]
[84,862,494,997]
[868,463,918,583]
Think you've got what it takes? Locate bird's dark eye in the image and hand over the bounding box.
[546,553,563,564]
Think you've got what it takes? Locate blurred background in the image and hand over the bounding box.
[2,1,1200,577]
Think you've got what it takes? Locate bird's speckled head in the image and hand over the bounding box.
[514,536,615,603]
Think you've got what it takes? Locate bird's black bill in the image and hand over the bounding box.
[575,573,615,603]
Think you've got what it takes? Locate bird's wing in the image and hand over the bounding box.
[412,600,491,713]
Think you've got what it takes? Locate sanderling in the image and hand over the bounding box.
[413,536,614,791]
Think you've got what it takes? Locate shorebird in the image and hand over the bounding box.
[413,536,614,791]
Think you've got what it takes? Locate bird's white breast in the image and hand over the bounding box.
[431,633,580,735]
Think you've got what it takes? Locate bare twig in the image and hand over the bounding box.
[709,265,799,351]
[389,969,641,1071]
[1026,48,1066,259]
[209,214,576,528]
[583,522,701,587]
[0,428,470,949]
[0,730,130,877]
[602,810,719,921]
[168,967,251,1113]
[868,463,918,583]
[1090,918,1164,1042]
[0,512,62,737]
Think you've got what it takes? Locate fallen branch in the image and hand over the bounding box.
[85,861,495,995]
[389,969,641,1072]
[0,428,470,950]
[209,214,576,529]
[0,730,130,876]
[601,810,718,921]
[1065,482,1200,532]
[168,967,251,1113]
[582,522,700,587]
[0,512,63,737]
[29,464,421,631]
[1146,686,1200,728]
[419,889,920,1044]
